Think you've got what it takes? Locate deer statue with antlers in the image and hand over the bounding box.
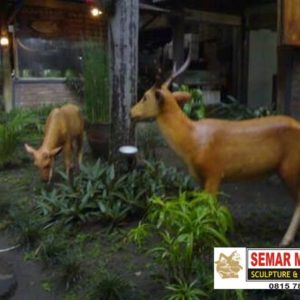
[130,50,300,247]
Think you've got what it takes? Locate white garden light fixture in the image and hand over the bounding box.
[118,145,138,156]
[118,145,138,171]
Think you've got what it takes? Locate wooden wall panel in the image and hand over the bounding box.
[14,80,76,108]
[282,0,300,46]
[17,6,107,41]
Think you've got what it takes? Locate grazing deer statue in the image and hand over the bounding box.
[25,104,84,183]
[130,51,300,247]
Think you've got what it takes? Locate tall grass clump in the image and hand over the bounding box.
[82,41,110,123]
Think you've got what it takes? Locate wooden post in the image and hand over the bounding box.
[172,16,184,68]
[171,3,184,82]
[2,46,13,112]
[277,45,293,115]
[109,0,139,153]
[240,20,249,106]
[232,27,242,100]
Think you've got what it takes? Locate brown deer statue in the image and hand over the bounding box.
[25,104,84,182]
[131,51,300,247]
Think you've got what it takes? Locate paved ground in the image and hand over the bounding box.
[0,165,62,300]
[0,233,61,300]
[222,177,295,247]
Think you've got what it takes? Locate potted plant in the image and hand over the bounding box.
[82,40,111,159]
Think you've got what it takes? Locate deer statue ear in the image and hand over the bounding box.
[24,144,36,156]
[49,146,62,157]
[172,91,192,104]
[155,90,165,105]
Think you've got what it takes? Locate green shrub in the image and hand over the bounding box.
[8,203,45,246]
[136,123,165,159]
[36,159,195,227]
[0,123,18,165]
[141,160,195,196]
[57,249,83,290]
[207,96,274,120]
[39,231,70,265]
[87,267,136,300]
[37,160,138,226]
[165,279,207,300]
[128,191,233,297]
[0,105,56,166]
[179,85,205,120]
[176,85,273,121]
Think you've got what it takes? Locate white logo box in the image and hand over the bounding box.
[214,248,300,289]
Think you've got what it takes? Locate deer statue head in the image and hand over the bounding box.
[25,144,62,182]
[130,49,192,121]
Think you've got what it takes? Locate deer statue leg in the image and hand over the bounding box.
[278,161,300,247]
[63,142,74,178]
[204,177,220,195]
[75,134,83,169]
[280,203,300,247]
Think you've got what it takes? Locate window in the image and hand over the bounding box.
[17,38,83,78]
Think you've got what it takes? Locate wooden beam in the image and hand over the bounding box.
[139,3,171,14]
[8,0,24,24]
[24,0,89,12]
[185,9,241,27]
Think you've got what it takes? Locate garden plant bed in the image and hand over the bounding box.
[0,163,165,299]
[0,102,299,300]
[0,156,300,300]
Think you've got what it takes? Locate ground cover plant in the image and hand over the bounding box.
[178,85,206,120]
[206,96,274,120]
[128,192,241,300]
[0,104,291,299]
[176,85,274,121]
[1,156,201,299]
[0,105,56,166]
[35,159,196,228]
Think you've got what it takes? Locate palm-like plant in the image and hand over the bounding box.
[128,191,233,298]
[148,192,232,281]
[165,279,207,300]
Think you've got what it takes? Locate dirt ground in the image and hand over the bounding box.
[159,147,298,248]
[1,156,300,299]
[222,177,295,247]
[0,165,63,300]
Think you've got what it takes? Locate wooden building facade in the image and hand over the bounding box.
[2,0,300,122]
[1,0,107,110]
[140,0,300,119]
[278,0,300,119]
[1,0,138,146]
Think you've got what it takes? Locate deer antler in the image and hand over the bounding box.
[162,46,192,88]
